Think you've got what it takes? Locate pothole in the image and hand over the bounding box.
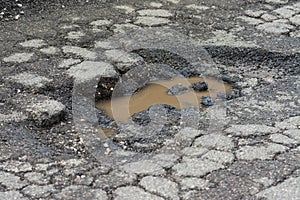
[96,77,233,123]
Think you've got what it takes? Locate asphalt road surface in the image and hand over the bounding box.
[0,0,299,199]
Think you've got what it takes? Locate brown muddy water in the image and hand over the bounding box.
[96,77,232,123]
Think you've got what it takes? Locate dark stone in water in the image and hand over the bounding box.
[190,82,208,92]
[201,96,214,107]
[167,84,189,95]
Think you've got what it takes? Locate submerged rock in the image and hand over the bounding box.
[201,96,214,107]
[190,82,208,92]
[167,84,189,95]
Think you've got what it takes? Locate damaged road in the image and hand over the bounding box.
[0,0,299,199]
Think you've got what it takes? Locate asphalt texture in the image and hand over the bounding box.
[0,0,299,199]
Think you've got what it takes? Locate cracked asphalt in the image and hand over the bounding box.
[0,0,299,199]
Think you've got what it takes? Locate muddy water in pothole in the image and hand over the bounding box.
[96,77,232,123]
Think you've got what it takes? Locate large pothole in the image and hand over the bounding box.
[93,58,238,154]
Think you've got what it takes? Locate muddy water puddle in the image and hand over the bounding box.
[96,77,232,124]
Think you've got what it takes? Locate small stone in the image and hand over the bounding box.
[236,142,287,160]
[65,31,85,40]
[180,178,209,190]
[245,10,266,18]
[3,52,35,63]
[22,184,56,198]
[194,134,234,150]
[168,84,189,95]
[202,150,235,164]
[62,46,97,60]
[26,99,66,127]
[190,82,208,92]
[8,72,52,89]
[115,5,135,14]
[114,186,163,200]
[140,176,179,199]
[120,160,165,175]
[19,39,46,48]
[238,16,264,25]
[261,13,278,21]
[256,22,294,34]
[274,7,296,18]
[289,15,300,25]
[55,185,108,200]
[201,96,214,106]
[137,9,173,17]
[67,61,118,82]
[40,46,60,55]
[90,19,112,26]
[172,158,224,177]
[134,16,170,26]
[270,133,298,145]
[58,58,81,69]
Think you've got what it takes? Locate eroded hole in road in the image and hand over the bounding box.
[96,77,232,124]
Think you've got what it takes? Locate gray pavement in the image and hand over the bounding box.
[0,0,299,199]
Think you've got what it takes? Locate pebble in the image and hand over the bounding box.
[168,84,189,95]
[190,82,208,92]
[201,96,214,106]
